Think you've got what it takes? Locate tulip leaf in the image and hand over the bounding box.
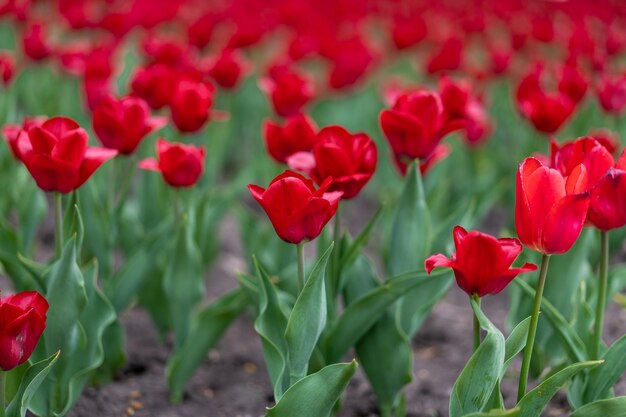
[449,299,505,417]
[5,351,59,417]
[266,360,357,417]
[463,409,520,417]
[15,184,47,255]
[166,288,249,403]
[254,256,290,401]
[339,204,384,274]
[323,269,447,362]
[571,397,626,417]
[163,215,204,348]
[513,279,587,363]
[583,334,626,403]
[503,317,532,375]
[62,198,84,253]
[284,243,333,384]
[516,360,602,417]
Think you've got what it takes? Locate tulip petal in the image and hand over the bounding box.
[138,158,160,171]
[480,262,538,296]
[41,117,80,138]
[424,253,455,274]
[588,169,626,231]
[77,147,117,189]
[541,193,590,254]
[51,128,88,167]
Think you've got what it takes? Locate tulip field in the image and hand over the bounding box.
[1,0,626,416]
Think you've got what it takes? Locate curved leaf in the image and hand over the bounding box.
[583,335,626,403]
[571,396,626,417]
[5,351,59,417]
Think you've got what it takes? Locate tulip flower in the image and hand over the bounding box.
[0,51,14,87]
[425,226,537,298]
[2,117,46,161]
[206,48,248,89]
[170,79,214,133]
[380,90,462,175]
[264,113,318,164]
[287,126,377,200]
[426,226,536,350]
[93,96,166,154]
[248,171,342,245]
[15,116,118,193]
[259,64,314,118]
[21,22,52,61]
[139,138,205,187]
[596,74,626,115]
[0,291,48,371]
[131,64,177,110]
[425,37,463,74]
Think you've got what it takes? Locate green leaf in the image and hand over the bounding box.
[323,269,447,362]
[166,289,249,403]
[583,335,626,403]
[284,243,333,383]
[449,299,505,417]
[516,360,603,417]
[503,317,531,375]
[5,351,59,417]
[513,279,587,363]
[163,215,204,348]
[463,409,520,417]
[62,199,84,252]
[571,397,626,417]
[254,256,290,400]
[339,204,384,272]
[266,361,358,417]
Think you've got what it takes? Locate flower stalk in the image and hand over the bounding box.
[592,231,609,359]
[297,242,305,293]
[54,192,63,258]
[472,294,481,351]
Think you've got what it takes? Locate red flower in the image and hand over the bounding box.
[380,90,461,174]
[206,48,248,89]
[264,113,318,163]
[439,77,492,145]
[248,171,342,244]
[0,51,15,86]
[322,36,376,90]
[425,37,463,74]
[550,137,614,191]
[587,152,626,231]
[2,116,45,161]
[83,76,112,112]
[0,291,48,371]
[170,79,214,133]
[390,15,426,50]
[93,96,166,154]
[425,226,537,297]
[16,117,117,193]
[287,126,377,200]
[259,64,314,118]
[21,22,52,61]
[515,157,590,254]
[131,64,177,110]
[597,74,626,115]
[139,138,205,187]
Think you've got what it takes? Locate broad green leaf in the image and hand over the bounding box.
[571,397,626,417]
[266,361,358,417]
[5,351,59,417]
[449,299,505,417]
[464,409,520,417]
[254,256,290,400]
[583,334,626,403]
[284,243,333,383]
[516,361,603,417]
[166,289,249,403]
[163,215,204,348]
[323,269,447,362]
[503,317,531,375]
[513,280,587,363]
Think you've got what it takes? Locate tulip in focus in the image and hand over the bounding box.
[425,226,537,297]
[0,291,48,371]
[15,116,118,193]
[248,171,342,244]
[139,138,205,187]
[264,113,318,164]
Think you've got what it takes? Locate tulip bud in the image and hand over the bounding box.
[139,138,205,187]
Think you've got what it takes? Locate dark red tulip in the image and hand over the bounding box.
[287,126,377,200]
[248,171,342,244]
[550,137,614,191]
[170,79,214,133]
[558,65,588,104]
[516,157,590,254]
[380,90,462,174]
[0,51,15,86]
[139,138,205,187]
[0,291,48,371]
[323,36,376,90]
[439,77,492,145]
[131,64,177,110]
[425,226,537,297]
[93,96,166,154]
[2,116,45,160]
[519,92,575,134]
[264,113,318,164]
[390,15,427,50]
[15,117,117,193]
[587,152,626,231]
[597,74,626,115]
[259,64,314,118]
[206,48,248,89]
[21,22,52,61]
[425,37,463,74]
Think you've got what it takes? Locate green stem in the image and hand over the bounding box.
[472,294,481,352]
[517,253,551,402]
[54,192,63,258]
[592,231,609,359]
[297,242,305,294]
[0,370,6,417]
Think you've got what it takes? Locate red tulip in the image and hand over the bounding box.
[587,152,626,231]
[425,226,537,297]
[21,22,52,61]
[264,113,318,164]
[206,48,248,89]
[588,129,620,155]
[139,138,205,187]
[380,90,462,174]
[170,79,214,133]
[0,291,48,371]
[425,37,463,74]
[550,137,614,191]
[515,157,590,254]
[248,171,342,244]
[259,64,314,118]
[287,126,377,199]
[83,76,112,112]
[2,116,45,161]
[597,74,626,115]
[519,92,575,134]
[0,50,15,86]
[93,96,166,154]
[15,117,117,193]
[390,15,426,50]
[131,64,177,110]
[439,77,492,145]
[323,36,376,90]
